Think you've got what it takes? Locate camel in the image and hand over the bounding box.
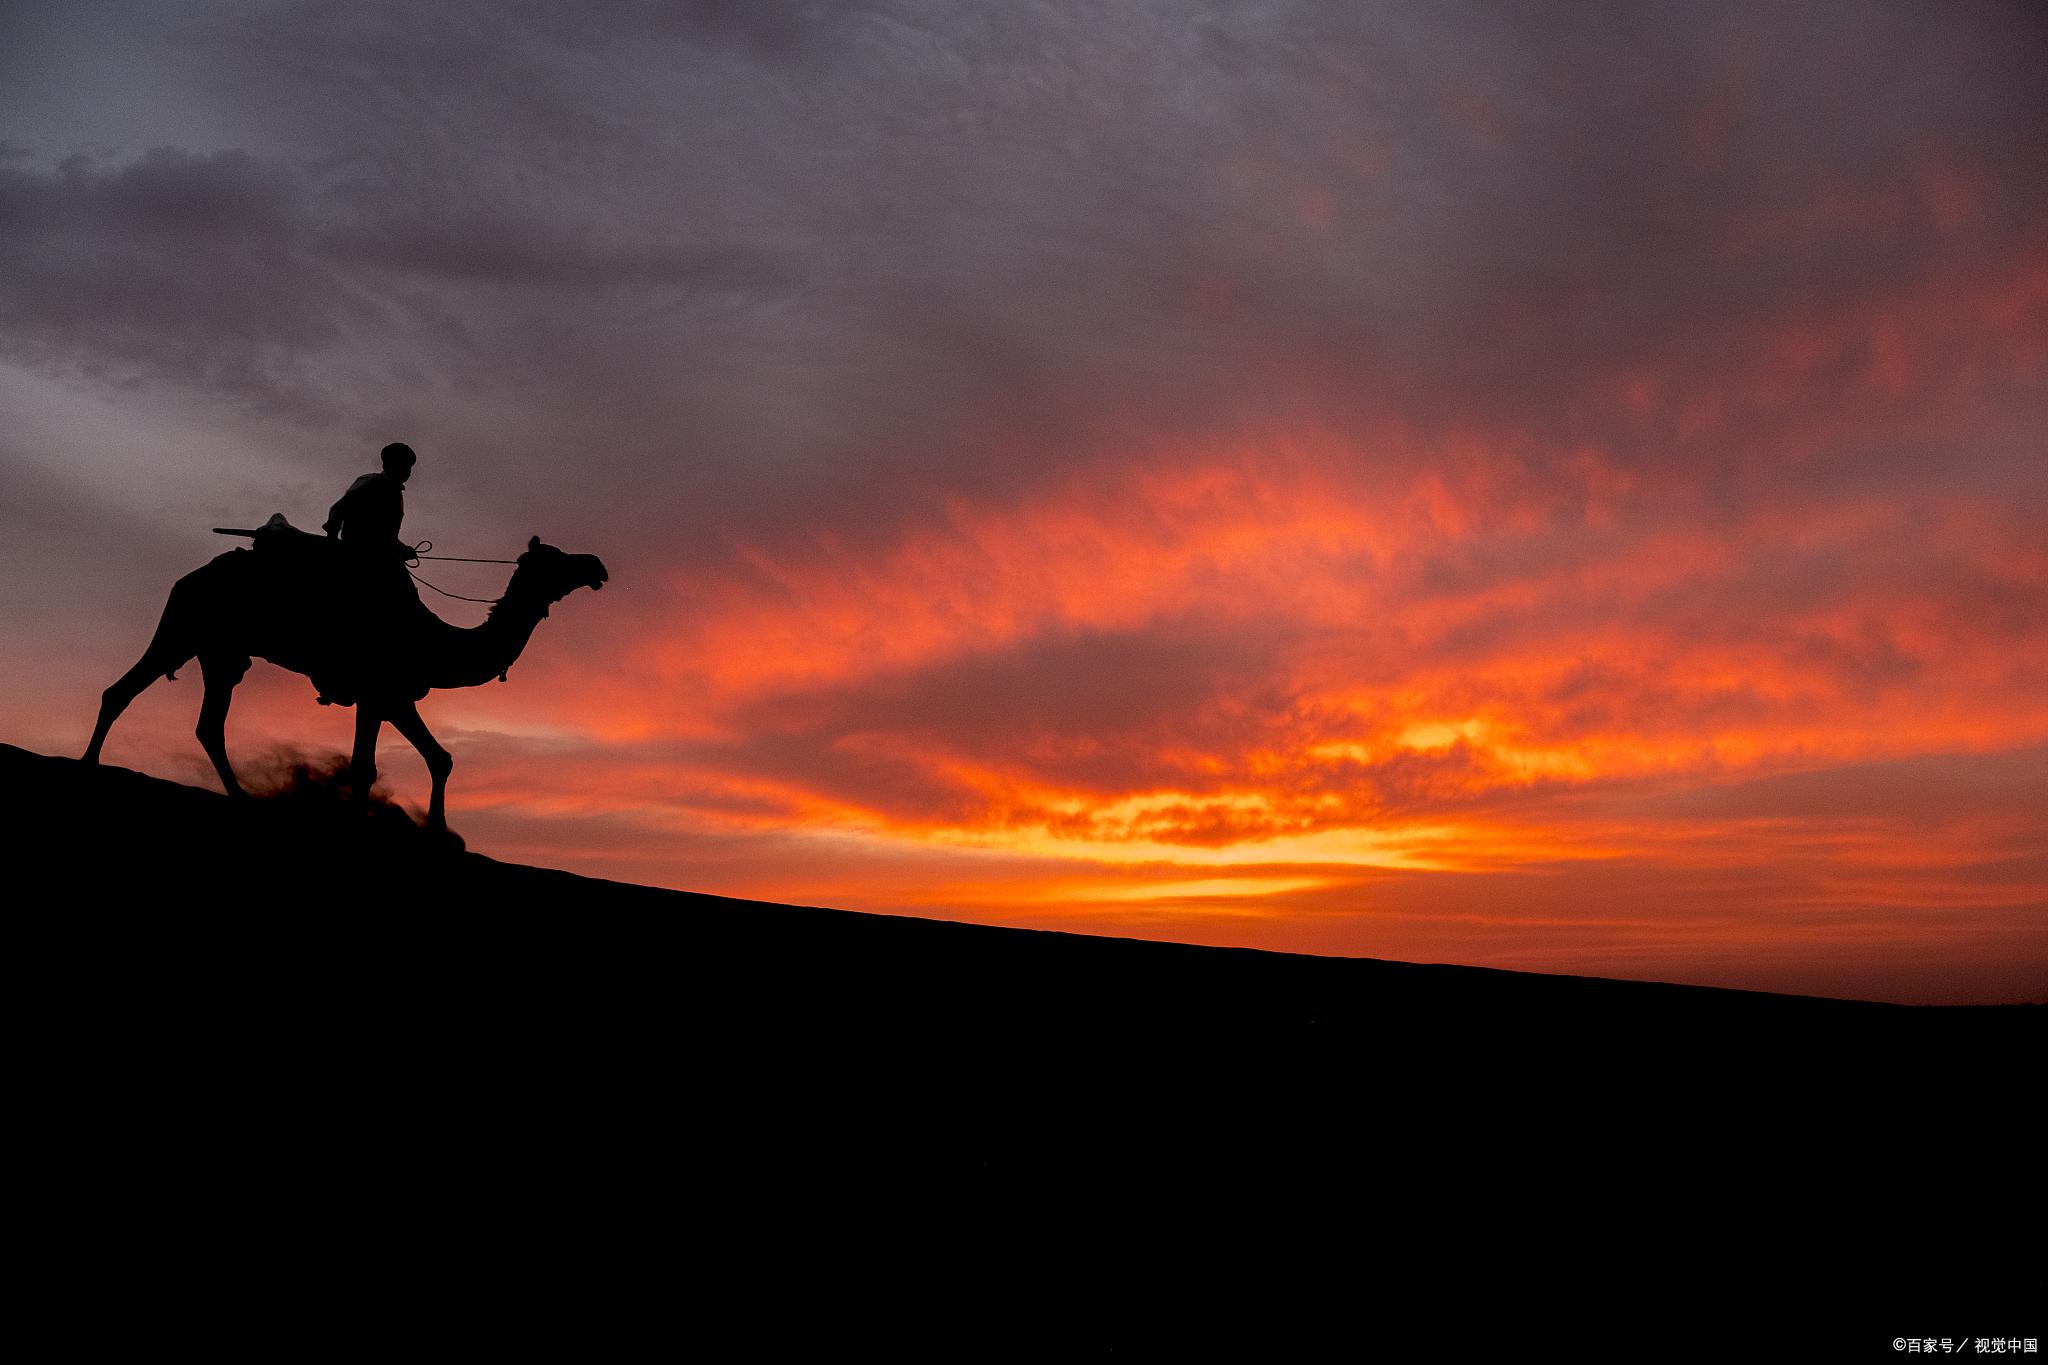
[84,525,608,827]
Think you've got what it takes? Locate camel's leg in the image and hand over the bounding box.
[196,653,252,798]
[350,705,382,805]
[85,655,171,764]
[86,580,198,764]
[385,699,453,828]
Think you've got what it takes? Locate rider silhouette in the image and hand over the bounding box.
[319,442,423,669]
[325,442,416,552]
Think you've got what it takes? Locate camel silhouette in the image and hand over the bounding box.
[84,526,608,827]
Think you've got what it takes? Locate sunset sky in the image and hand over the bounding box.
[4,1,2044,1003]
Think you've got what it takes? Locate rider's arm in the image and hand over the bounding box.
[323,475,373,537]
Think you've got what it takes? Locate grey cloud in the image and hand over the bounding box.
[4,0,2044,648]
[0,149,349,420]
[328,212,793,292]
[0,138,796,448]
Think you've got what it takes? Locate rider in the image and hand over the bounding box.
[322,441,423,638]
[325,441,416,552]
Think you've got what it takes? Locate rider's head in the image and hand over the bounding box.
[381,442,417,483]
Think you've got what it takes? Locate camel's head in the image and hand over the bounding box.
[511,535,610,606]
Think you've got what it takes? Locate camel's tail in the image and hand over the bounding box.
[139,570,212,681]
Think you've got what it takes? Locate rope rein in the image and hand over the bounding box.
[404,541,516,604]
[405,540,519,565]
[408,569,503,604]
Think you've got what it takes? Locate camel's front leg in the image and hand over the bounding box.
[351,704,382,805]
[385,699,453,829]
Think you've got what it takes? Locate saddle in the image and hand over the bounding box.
[241,514,433,705]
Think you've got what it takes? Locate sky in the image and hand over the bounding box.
[3,0,2044,1003]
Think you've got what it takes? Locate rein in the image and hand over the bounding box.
[404,540,516,604]
[404,539,518,565]
[408,570,503,604]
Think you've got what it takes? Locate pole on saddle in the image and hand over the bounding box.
[213,526,514,564]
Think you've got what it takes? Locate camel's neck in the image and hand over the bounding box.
[424,584,552,690]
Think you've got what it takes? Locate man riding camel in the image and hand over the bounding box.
[311,441,427,692]
[198,441,434,707]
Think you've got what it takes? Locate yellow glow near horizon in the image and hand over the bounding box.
[1087,876,1327,901]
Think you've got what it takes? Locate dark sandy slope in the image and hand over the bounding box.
[8,743,2038,1343]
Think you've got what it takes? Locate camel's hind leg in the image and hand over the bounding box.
[85,648,190,764]
[85,574,204,765]
[195,653,252,797]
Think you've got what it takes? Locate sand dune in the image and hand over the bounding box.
[8,742,2035,1336]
